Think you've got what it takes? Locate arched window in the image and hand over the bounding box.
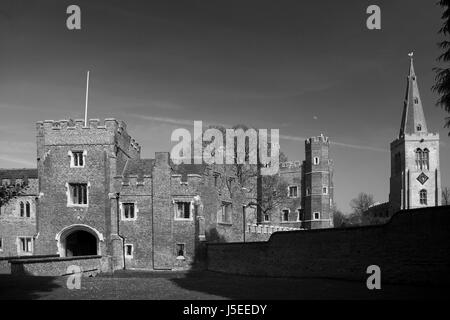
[415,148,422,170]
[423,149,429,170]
[20,202,24,217]
[419,189,427,205]
[26,202,31,218]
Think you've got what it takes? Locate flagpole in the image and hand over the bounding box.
[84,71,90,127]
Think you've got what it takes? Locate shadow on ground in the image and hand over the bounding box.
[0,274,62,300]
[168,270,450,300]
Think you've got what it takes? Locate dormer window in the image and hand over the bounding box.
[69,150,86,168]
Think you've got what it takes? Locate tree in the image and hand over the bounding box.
[0,182,26,207]
[432,0,450,132]
[443,187,450,205]
[349,192,375,216]
[332,207,347,228]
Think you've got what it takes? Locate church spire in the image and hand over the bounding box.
[399,52,428,137]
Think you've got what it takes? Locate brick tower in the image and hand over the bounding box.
[389,54,441,213]
[35,118,141,270]
[302,134,334,229]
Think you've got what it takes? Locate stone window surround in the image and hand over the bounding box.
[313,212,321,220]
[120,201,138,221]
[68,150,87,168]
[18,200,33,218]
[173,197,194,221]
[124,243,134,258]
[66,182,90,207]
[176,243,186,260]
[281,208,290,223]
[17,236,33,255]
[288,185,299,198]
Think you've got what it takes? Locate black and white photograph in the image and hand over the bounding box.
[0,0,449,311]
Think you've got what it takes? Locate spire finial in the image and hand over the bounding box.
[408,52,415,77]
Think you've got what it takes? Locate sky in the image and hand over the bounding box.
[0,0,448,213]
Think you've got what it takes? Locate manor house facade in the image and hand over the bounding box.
[0,119,334,270]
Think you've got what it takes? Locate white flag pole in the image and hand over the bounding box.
[84,71,90,127]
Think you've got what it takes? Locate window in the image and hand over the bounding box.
[20,202,25,217]
[416,124,422,131]
[313,212,320,220]
[19,237,32,253]
[420,189,427,205]
[264,214,270,222]
[176,243,185,258]
[122,203,136,220]
[175,201,192,220]
[415,148,429,171]
[0,237,3,251]
[69,183,88,205]
[71,151,85,167]
[422,149,429,170]
[125,244,133,258]
[281,209,289,222]
[218,202,232,224]
[313,157,320,165]
[26,202,31,218]
[414,97,419,104]
[306,187,311,196]
[289,186,298,198]
[323,186,328,195]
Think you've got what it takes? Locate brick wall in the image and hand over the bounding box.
[0,179,38,257]
[9,255,110,276]
[35,119,140,260]
[207,205,450,286]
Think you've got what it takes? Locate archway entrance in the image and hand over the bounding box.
[56,224,104,257]
[65,230,97,257]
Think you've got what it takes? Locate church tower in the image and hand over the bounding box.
[389,54,441,213]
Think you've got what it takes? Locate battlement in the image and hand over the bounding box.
[280,160,302,170]
[403,132,440,140]
[171,173,203,184]
[391,131,440,149]
[306,133,329,144]
[36,118,141,152]
[37,118,121,131]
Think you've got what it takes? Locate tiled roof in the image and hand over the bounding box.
[0,168,38,180]
[123,159,154,177]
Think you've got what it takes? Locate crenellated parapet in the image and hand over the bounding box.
[36,118,141,153]
[171,174,203,185]
[305,133,330,145]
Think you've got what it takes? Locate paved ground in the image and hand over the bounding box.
[0,270,448,300]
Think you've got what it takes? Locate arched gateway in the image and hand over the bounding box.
[55,224,104,257]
